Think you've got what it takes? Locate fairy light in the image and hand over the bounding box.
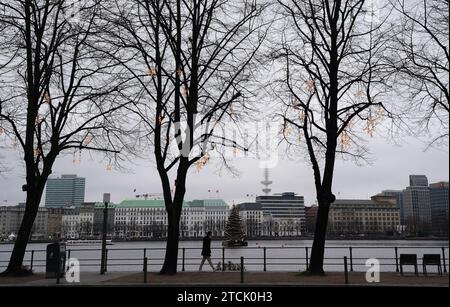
[148,67,157,77]
[0,127,4,135]
[43,91,51,104]
[299,110,306,122]
[83,134,93,146]
[340,130,351,151]
[34,146,41,159]
[304,79,315,92]
[194,154,209,172]
[106,164,113,171]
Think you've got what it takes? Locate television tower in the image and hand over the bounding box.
[261,168,272,196]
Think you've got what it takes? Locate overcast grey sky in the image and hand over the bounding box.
[0,131,448,207]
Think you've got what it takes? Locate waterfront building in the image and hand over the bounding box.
[327,196,400,235]
[236,202,264,238]
[256,192,305,236]
[403,175,432,234]
[62,207,80,239]
[429,181,449,236]
[305,205,318,234]
[45,174,85,208]
[0,205,48,240]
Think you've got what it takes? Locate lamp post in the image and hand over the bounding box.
[100,193,110,275]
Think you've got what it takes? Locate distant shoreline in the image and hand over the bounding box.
[1,235,448,244]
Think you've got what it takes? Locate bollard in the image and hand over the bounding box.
[344,256,349,285]
[30,250,34,272]
[263,247,266,272]
[305,247,309,270]
[240,257,244,284]
[442,247,447,273]
[395,247,399,273]
[144,257,148,283]
[222,248,225,271]
[67,250,71,271]
[349,247,353,272]
[182,248,185,272]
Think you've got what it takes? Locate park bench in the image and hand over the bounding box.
[400,254,418,276]
[422,254,442,276]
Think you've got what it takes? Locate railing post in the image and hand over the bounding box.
[30,250,34,272]
[182,248,185,272]
[222,247,225,271]
[240,256,244,284]
[56,253,61,285]
[143,248,146,272]
[305,247,309,270]
[349,247,353,272]
[67,249,71,270]
[344,256,349,285]
[104,249,108,273]
[442,247,447,273]
[143,257,148,283]
[395,247,399,273]
[263,247,266,272]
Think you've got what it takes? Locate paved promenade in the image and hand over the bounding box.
[0,271,448,287]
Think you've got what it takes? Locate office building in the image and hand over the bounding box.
[45,174,85,208]
[328,196,400,235]
[236,202,264,238]
[403,175,432,234]
[429,181,449,236]
[256,192,305,236]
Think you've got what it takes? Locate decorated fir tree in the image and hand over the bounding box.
[223,206,247,246]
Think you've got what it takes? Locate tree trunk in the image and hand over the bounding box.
[159,211,181,275]
[2,188,42,275]
[308,199,331,275]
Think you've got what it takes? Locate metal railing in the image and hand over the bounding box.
[0,245,448,274]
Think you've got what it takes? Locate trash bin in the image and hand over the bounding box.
[46,242,66,278]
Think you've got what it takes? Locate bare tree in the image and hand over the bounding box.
[102,0,268,274]
[274,0,392,274]
[390,0,449,147]
[0,0,130,275]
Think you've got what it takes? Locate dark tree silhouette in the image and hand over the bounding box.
[390,0,449,147]
[0,0,130,275]
[102,0,268,274]
[274,0,392,274]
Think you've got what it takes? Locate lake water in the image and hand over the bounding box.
[0,240,448,273]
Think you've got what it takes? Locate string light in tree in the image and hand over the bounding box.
[304,79,315,92]
[148,67,157,77]
[43,91,51,104]
[0,127,4,135]
[298,109,306,122]
[34,146,41,159]
[194,154,210,172]
[83,134,93,146]
[106,163,113,171]
[340,131,351,151]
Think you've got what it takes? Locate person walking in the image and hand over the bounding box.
[199,231,216,271]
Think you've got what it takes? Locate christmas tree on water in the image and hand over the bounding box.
[223,206,247,246]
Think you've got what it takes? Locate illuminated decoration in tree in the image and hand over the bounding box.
[43,91,51,104]
[340,130,350,151]
[304,79,315,92]
[11,140,17,150]
[364,115,376,137]
[83,134,93,146]
[229,103,235,115]
[176,67,183,76]
[106,163,113,171]
[194,154,209,172]
[72,149,81,165]
[148,67,157,77]
[280,123,292,137]
[299,109,305,122]
[34,146,41,159]
[183,85,189,97]
[0,127,4,135]
[356,89,365,98]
